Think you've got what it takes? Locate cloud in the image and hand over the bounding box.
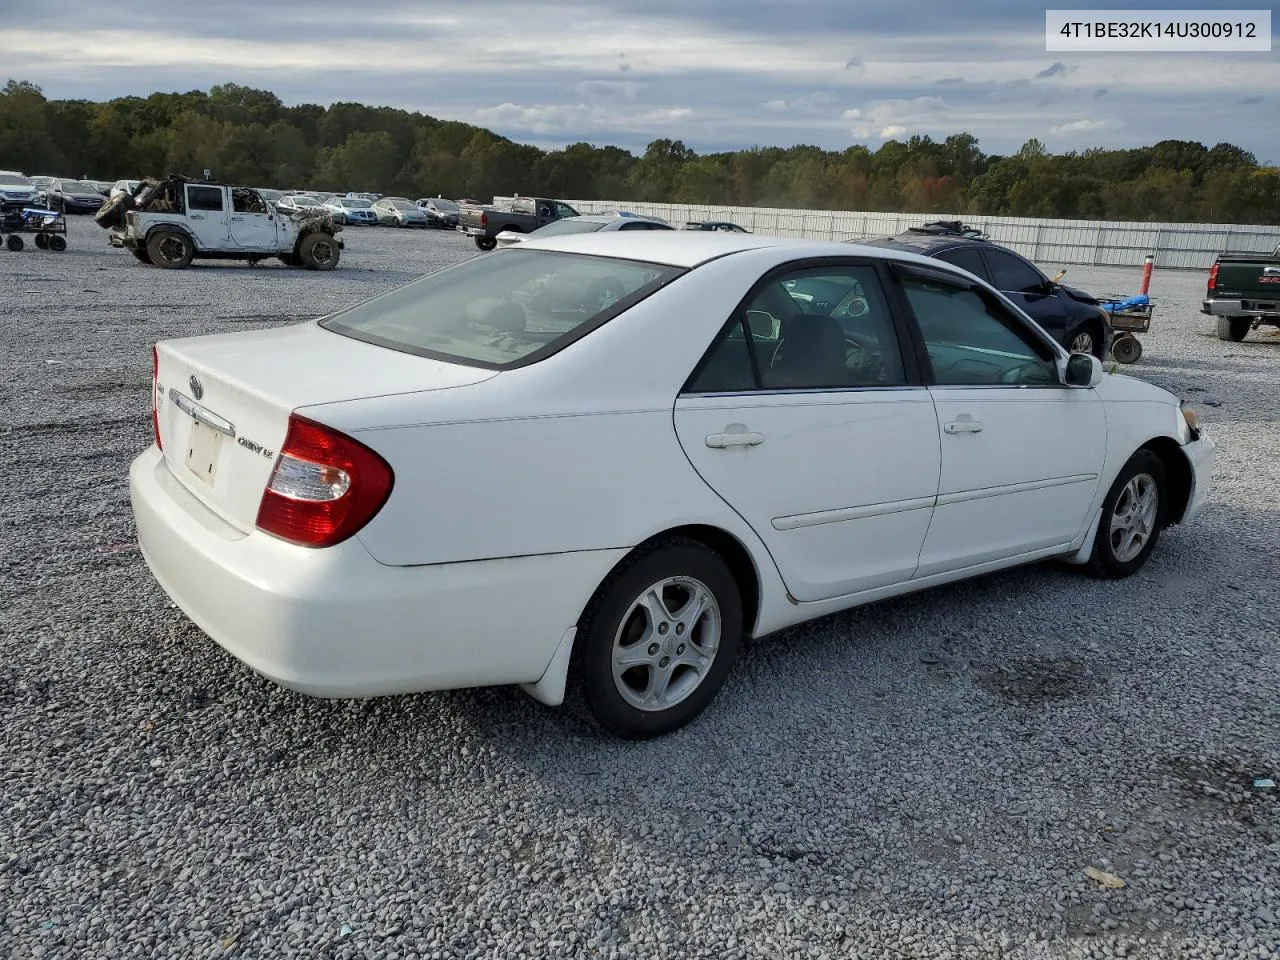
[0,0,1275,160]
[1035,62,1074,80]
[574,80,644,100]
[1049,118,1122,135]
[757,91,837,112]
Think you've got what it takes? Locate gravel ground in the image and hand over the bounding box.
[1,218,1277,960]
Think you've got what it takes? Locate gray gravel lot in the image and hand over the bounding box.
[1,218,1277,960]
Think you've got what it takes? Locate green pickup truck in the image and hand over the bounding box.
[1202,243,1280,341]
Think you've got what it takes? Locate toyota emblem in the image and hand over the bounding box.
[189,374,203,401]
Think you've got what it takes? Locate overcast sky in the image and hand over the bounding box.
[3,0,1277,160]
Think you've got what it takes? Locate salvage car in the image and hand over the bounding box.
[416,197,460,229]
[372,197,430,228]
[0,171,43,210]
[46,179,106,214]
[458,196,581,250]
[96,176,342,271]
[857,222,1114,360]
[495,212,674,248]
[685,220,752,233]
[130,232,1214,739]
[325,196,379,226]
[1202,243,1280,341]
[109,179,142,200]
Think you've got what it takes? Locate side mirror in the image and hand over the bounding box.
[1064,352,1103,388]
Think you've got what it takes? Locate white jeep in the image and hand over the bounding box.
[97,177,343,270]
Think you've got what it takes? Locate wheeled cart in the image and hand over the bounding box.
[0,206,69,252]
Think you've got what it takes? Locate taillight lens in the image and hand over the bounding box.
[1207,263,1219,291]
[479,211,487,227]
[151,345,162,450]
[255,414,394,548]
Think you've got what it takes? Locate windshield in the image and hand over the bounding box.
[390,200,416,211]
[290,197,321,207]
[0,174,32,186]
[530,219,608,237]
[67,181,99,192]
[433,199,458,211]
[321,250,683,368]
[258,189,283,201]
[343,198,373,209]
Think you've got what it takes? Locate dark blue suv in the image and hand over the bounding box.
[854,222,1114,360]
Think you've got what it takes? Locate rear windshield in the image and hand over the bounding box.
[531,219,608,237]
[321,249,684,369]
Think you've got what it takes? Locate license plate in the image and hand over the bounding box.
[185,420,223,485]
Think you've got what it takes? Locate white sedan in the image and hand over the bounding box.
[130,233,1215,738]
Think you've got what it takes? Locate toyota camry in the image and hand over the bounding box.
[130,232,1215,738]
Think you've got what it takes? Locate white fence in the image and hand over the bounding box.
[545,199,1280,271]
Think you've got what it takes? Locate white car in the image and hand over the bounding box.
[495,213,673,248]
[130,233,1215,738]
[109,179,142,200]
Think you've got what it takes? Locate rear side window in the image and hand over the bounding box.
[984,248,1045,294]
[934,246,988,280]
[321,249,683,369]
[187,186,224,212]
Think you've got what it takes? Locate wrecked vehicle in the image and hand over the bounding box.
[95,176,343,270]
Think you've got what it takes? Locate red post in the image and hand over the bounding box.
[1139,254,1154,295]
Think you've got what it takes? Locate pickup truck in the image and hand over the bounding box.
[96,176,343,271]
[457,196,580,251]
[1202,243,1280,341]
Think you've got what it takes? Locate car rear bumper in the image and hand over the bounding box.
[129,445,618,699]
[1178,434,1216,525]
[459,226,486,238]
[1202,298,1279,318]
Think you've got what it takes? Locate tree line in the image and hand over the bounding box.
[2,79,1277,224]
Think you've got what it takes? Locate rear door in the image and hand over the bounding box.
[674,258,941,602]
[183,184,231,248]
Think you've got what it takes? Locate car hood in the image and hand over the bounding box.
[1056,282,1100,305]
[1095,370,1179,406]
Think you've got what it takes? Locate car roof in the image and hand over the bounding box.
[857,234,979,255]
[516,231,965,271]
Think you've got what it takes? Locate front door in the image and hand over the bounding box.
[228,189,279,251]
[183,184,230,248]
[896,269,1106,577]
[674,260,941,602]
[982,247,1070,345]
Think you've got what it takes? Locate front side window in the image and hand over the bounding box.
[187,186,224,211]
[555,203,577,218]
[901,276,1057,386]
[321,250,682,368]
[530,219,605,238]
[687,264,907,393]
[984,248,1047,294]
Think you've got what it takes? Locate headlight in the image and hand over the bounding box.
[1178,402,1199,442]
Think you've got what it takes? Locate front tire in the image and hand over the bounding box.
[1088,450,1166,579]
[132,249,153,265]
[1069,327,1097,357]
[298,232,340,270]
[573,538,743,739]
[1216,316,1251,342]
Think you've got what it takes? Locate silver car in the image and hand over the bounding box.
[495,212,673,248]
[372,197,429,228]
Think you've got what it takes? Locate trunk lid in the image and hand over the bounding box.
[1214,257,1280,298]
[154,321,496,531]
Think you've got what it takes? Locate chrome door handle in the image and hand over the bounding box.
[706,425,764,448]
[189,214,205,220]
[230,216,244,221]
[943,418,984,434]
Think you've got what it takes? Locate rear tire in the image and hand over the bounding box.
[572,537,743,739]
[298,232,340,270]
[94,193,134,230]
[1216,316,1251,342]
[474,237,497,251]
[1087,450,1166,579]
[146,230,194,269]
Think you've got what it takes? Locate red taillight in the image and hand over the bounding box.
[151,345,162,450]
[255,414,394,548]
[1207,263,1219,291]
[479,211,487,227]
